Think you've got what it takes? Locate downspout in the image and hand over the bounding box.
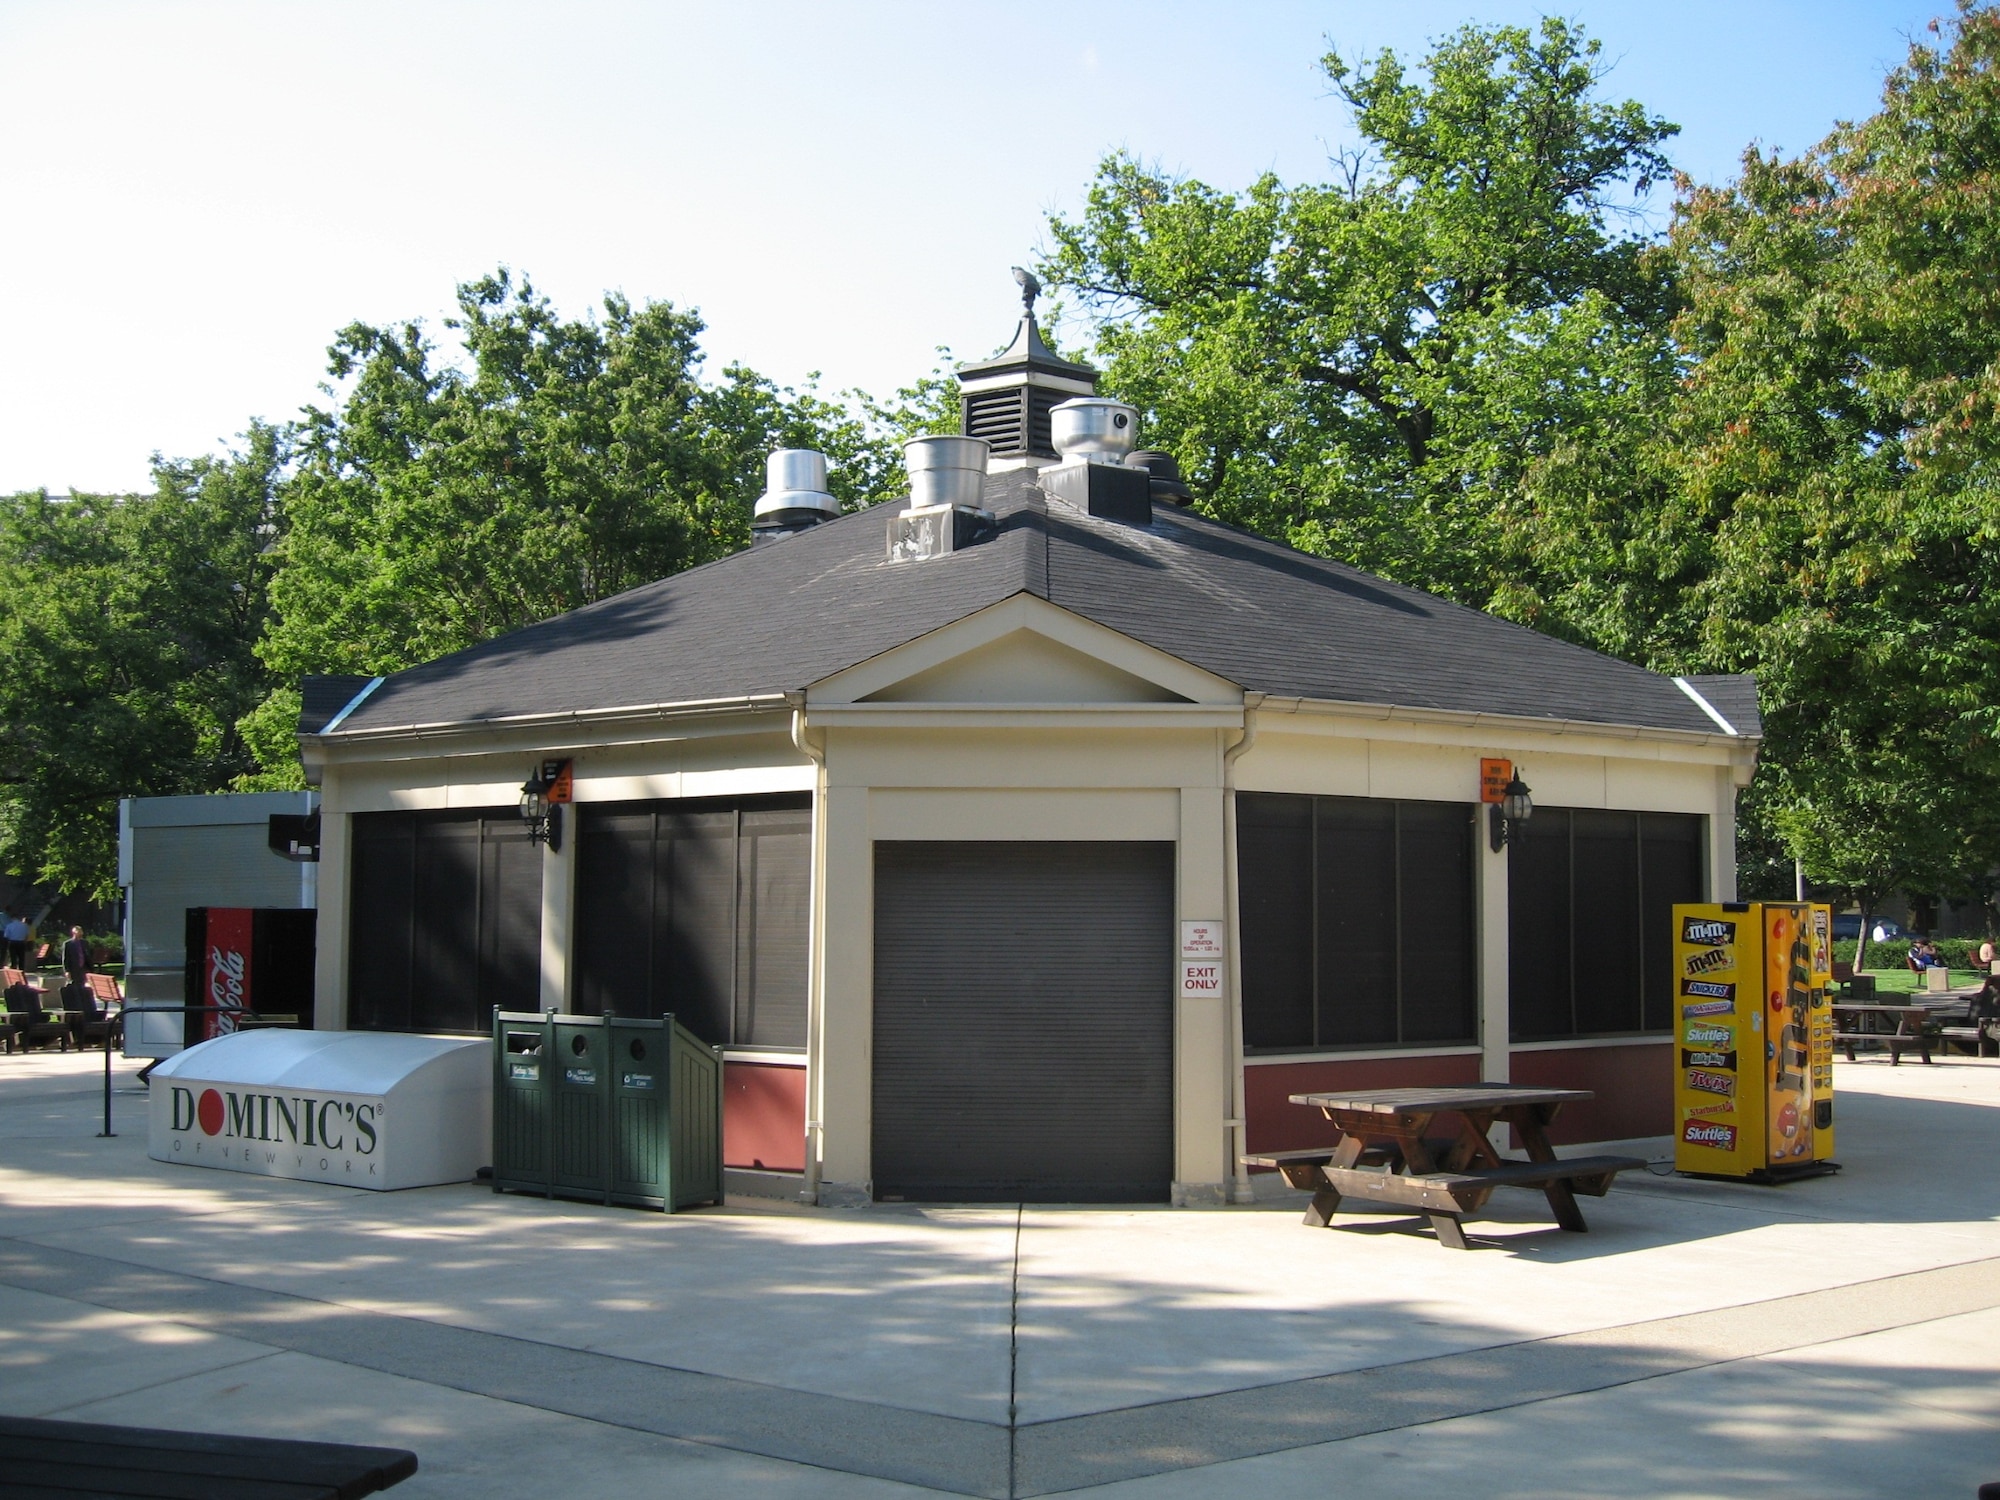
[1221,692,1263,1204]
[789,694,829,1205]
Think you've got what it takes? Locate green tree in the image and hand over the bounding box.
[1042,18,1680,627]
[263,270,857,683]
[0,426,284,895]
[1662,2,2000,922]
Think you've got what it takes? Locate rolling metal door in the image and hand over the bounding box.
[872,841,1174,1203]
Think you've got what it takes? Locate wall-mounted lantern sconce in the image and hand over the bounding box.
[1489,773,1533,852]
[520,758,572,852]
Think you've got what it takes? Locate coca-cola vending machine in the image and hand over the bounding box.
[182,907,317,1044]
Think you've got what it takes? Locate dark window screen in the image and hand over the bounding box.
[1640,814,1706,1031]
[1507,816,1573,1039]
[1240,793,1476,1052]
[1510,807,1706,1040]
[660,809,737,1044]
[348,816,415,1031]
[572,796,810,1050]
[348,809,542,1034]
[1400,801,1477,1042]
[1237,796,1312,1049]
[1317,798,1397,1046]
[1573,811,1642,1034]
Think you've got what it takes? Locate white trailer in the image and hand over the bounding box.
[118,791,318,1060]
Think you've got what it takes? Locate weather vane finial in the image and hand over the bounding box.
[1010,265,1040,314]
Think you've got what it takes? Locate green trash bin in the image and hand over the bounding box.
[491,1012,552,1195]
[492,1009,722,1211]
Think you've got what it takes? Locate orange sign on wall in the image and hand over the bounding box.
[544,758,574,804]
[1479,758,1513,804]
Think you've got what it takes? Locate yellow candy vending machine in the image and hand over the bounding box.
[1672,902,1838,1182]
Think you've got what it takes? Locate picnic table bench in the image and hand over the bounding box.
[1245,1084,1644,1250]
[1831,1000,1934,1065]
[0,1413,417,1498]
[2,967,70,1052]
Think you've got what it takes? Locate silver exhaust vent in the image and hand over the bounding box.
[903,435,990,510]
[753,449,840,536]
[1050,398,1138,461]
[888,435,993,561]
[1043,399,1151,525]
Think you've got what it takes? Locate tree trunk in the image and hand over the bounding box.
[1855,905,1874,974]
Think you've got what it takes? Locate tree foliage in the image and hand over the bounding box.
[0,426,284,895]
[1660,2,2000,911]
[1043,18,1679,623]
[260,270,906,685]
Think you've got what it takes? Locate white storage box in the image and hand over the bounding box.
[149,1030,490,1190]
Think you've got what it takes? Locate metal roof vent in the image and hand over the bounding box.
[888,436,994,561]
[752,449,840,542]
[956,269,1097,470]
[1127,450,1193,505]
[1041,399,1152,526]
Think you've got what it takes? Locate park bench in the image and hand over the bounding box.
[1934,992,2000,1058]
[70,970,125,1050]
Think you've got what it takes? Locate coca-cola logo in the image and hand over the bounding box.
[209,944,246,1008]
[208,944,247,1035]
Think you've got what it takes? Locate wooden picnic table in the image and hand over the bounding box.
[1831,999,1934,1066]
[1243,1084,1644,1251]
[0,1414,417,1498]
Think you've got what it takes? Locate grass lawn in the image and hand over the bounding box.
[1847,965,1983,994]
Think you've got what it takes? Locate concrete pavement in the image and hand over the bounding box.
[2,1049,1997,1496]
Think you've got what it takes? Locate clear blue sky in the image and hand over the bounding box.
[0,0,1947,493]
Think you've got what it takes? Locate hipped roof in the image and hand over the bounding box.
[317,469,1756,741]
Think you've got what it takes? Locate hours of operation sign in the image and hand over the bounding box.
[1180,920,1224,999]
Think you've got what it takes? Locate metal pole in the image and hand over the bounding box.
[90,1007,299,1141]
[99,1031,113,1137]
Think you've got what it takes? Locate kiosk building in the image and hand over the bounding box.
[300,300,1759,1207]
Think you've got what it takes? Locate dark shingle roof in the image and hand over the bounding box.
[1682,674,1762,737]
[324,470,1739,740]
[300,675,377,734]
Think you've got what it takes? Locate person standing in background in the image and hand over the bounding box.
[62,925,89,993]
[4,912,30,969]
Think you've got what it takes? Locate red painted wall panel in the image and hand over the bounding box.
[1508,1044,1672,1145]
[1244,1053,1484,1157]
[724,1060,806,1172]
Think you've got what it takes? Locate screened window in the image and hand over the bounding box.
[1239,793,1477,1052]
[571,796,810,1050]
[1508,809,1706,1040]
[348,809,542,1034]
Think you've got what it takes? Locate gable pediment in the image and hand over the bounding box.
[809,595,1239,707]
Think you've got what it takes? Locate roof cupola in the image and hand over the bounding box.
[956,269,1098,469]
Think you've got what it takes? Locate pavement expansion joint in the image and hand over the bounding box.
[5,1235,1997,1498]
